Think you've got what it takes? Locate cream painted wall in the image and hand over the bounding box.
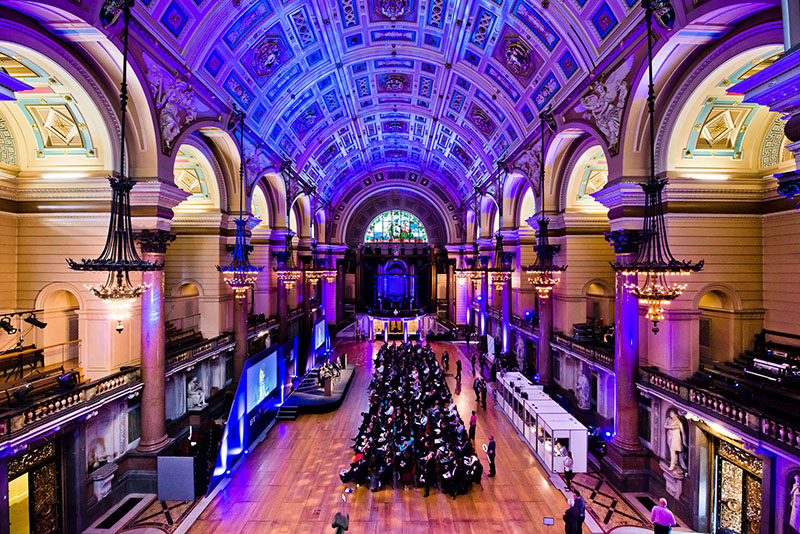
[762,210,800,336]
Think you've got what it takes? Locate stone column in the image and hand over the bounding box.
[336,261,345,322]
[233,291,248,387]
[403,321,408,343]
[355,245,363,312]
[278,279,288,344]
[537,293,553,386]
[501,278,511,354]
[446,262,454,321]
[430,251,438,314]
[135,230,174,453]
[480,270,488,337]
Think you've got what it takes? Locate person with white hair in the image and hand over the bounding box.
[650,497,677,534]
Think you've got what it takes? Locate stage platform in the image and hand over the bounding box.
[282,364,356,414]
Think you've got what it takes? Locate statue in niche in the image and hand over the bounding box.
[790,472,800,533]
[187,377,206,410]
[577,57,633,150]
[575,371,591,410]
[515,144,541,184]
[664,410,688,476]
[88,437,109,469]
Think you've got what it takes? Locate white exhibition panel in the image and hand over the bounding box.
[496,372,588,474]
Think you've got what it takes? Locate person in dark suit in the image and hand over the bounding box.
[455,359,462,382]
[480,381,487,410]
[563,500,580,534]
[332,512,349,533]
[573,490,586,531]
[486,436,496,477]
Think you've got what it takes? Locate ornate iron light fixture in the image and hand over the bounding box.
[276,161,303,290]
[522,107,566,299]
[67,0,161,332]
[611,0,703,333]
[304,193,337,284]
[216,109,263,301]
[489,234,513,290]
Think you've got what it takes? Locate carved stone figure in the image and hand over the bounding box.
[382,74,407,93]
[790,473,800,532]
[145,58,200,152]
[664,410,687,476]
[576,371,591,410]
[187,376,206,409]
[515,144,541,184]
[577,57,633,150]
[515,335,526,372]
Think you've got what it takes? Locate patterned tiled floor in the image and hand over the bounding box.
[565,469,650,532]
[121,499,201,534]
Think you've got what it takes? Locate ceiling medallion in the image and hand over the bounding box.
[471,108,494,134]
[385,120,404,133]
[252,39,282,76]
[382,74,407,93]
[376,0,412,20]
[298,108,317,132]
[504,41,532,77]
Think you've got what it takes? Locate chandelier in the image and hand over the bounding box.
[612,0,702,334]
[522,106,566,299]
[489,234,513,290]
[454,243,483,283]
[276,229,302,289]
[305,243,337,284]
[216,109,263,301]
[67,0,161,333]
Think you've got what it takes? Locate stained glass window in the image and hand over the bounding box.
[364,210,428,243]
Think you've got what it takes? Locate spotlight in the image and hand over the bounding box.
[57,370,80,391]
[12,383,33,403]
[0,317,16,335]
[24,314,47,329]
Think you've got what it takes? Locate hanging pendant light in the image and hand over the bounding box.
[611,0,703,333]
[522,106,566,299]
[304,193,337,284]
[276,162,303,289]
[67,0,161,333]
[216,109,263,301]
[489,234,513,290]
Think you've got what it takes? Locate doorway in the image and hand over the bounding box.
[713,439,762,534]
[8,441,62,534]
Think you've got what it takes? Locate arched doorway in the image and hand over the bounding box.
[698,289,737,363]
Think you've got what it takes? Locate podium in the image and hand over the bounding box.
[323,377,333,396]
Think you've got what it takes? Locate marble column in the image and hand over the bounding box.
[430,251,438,314]
[537,293,553,386]
[403,321,408,343]
[233,291,248,387]
[480,270,488,337]
[336,261,345,322]
[612,268,642,450]
[135,230,174,453]
[446,262,454,321]
[278,279,288,344]
[355,246,363,312]
[501,279,511,354]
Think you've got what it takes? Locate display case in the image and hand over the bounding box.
[495,372,588,474]
[537,413,588,473]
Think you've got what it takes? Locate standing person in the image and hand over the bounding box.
[455,359,462,382]
[470,351,476,374]
[469,411,477,441]
[572,490,586,532]
[563,499,580,534]
[563,450,574,490]
[442,351,450,372]
[473,377,481,402]
[650,498,677,534]
[486,435,496,477]
[480,380,487,410]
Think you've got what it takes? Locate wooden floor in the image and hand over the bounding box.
[187,341,579,533]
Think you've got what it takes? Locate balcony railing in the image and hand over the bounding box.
[552,332,614,370]
[510,314,538,337]
[639,366,800,457]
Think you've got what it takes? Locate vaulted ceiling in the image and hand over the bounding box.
[132,0,640,201]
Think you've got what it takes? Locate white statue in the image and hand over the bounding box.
[664,411,687,475]
[577,57,633,149]
[575,372,591,410]
[187,377,206,409]
[790,473,800,532]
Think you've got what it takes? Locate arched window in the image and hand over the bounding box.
[364,210,428,243]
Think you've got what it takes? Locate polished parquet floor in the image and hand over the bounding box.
[187,341,579,533]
